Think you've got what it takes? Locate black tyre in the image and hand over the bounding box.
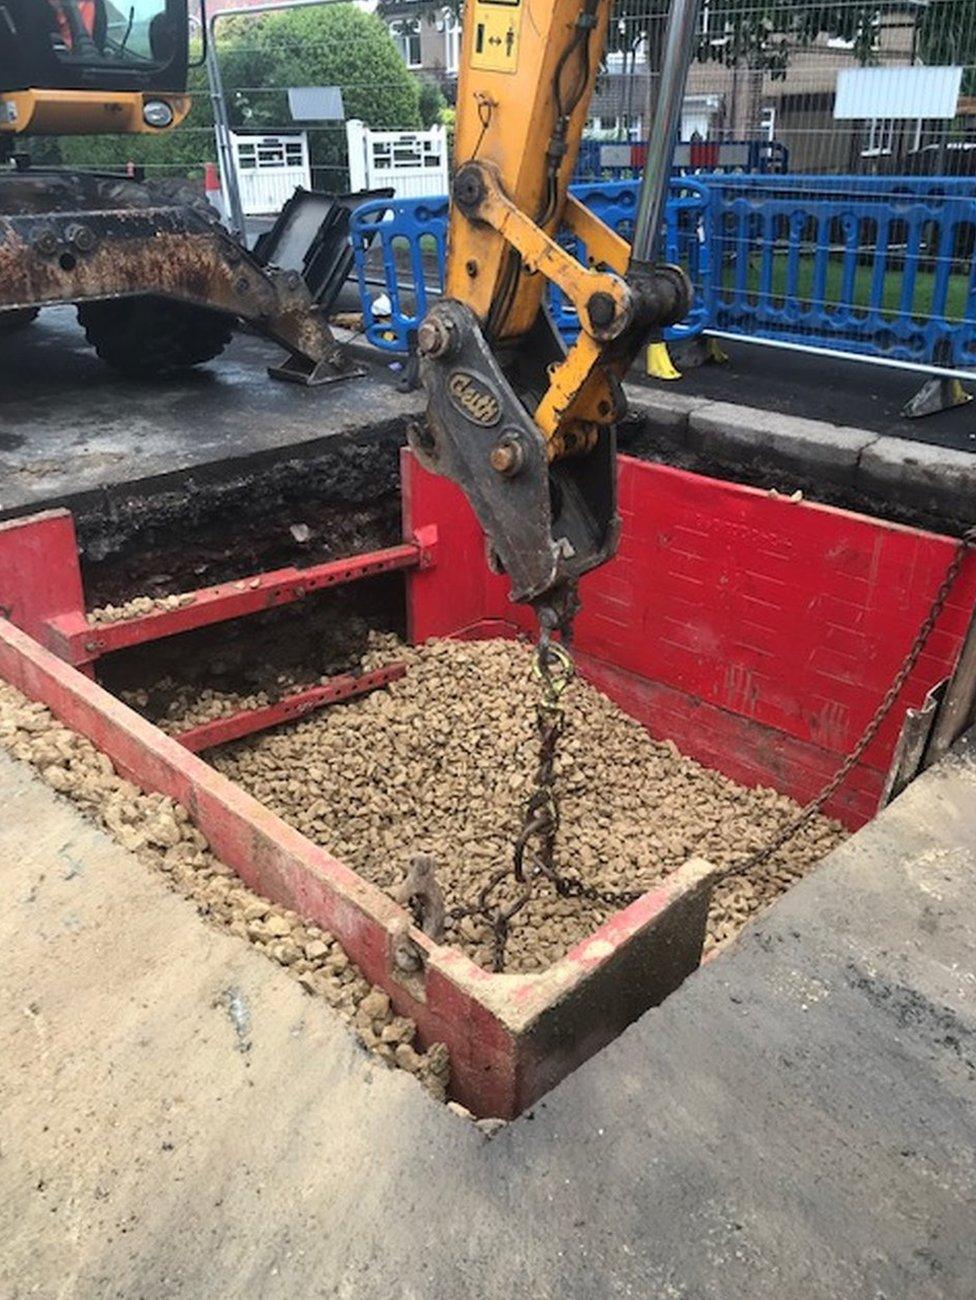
[77,297,234,377]
[0,307,40,334]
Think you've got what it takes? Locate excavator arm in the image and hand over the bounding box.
[414,0,700,627]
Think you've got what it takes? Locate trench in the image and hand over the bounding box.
[84,427,849,982]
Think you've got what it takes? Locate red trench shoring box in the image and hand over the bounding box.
[0,450,973,1118]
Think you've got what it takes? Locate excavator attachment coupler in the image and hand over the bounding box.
[414,298,619,607]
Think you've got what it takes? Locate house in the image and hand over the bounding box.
[559,7,935,174]
[382,2,461,99]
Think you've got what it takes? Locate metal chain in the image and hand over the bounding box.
[450,526,975,971]
[450,621,644,970]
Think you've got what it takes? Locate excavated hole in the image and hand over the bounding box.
[87,449,848,978]
[6,431,867,1114]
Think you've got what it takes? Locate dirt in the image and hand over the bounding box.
[207,635,847,973]
[0,680,451,1102]
[74,421,407,605]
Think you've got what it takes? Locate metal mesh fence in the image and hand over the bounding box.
[591,0,976,369]
[599,0,976,176]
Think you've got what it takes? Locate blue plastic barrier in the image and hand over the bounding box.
[706,174,976,368]
[350,180,710,353]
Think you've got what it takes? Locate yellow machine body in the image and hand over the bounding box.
[0,88,190,135]
[446,0,612,340]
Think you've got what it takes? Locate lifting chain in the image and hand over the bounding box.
[448,526,975,972]
[450,600,644,972]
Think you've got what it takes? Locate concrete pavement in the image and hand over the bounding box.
[2,727,974,1299]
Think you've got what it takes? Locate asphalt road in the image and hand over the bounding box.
[0,305,420,515]
[639,336,976,452]
[0,303,973,519]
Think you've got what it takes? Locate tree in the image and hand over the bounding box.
[417,76,448,128]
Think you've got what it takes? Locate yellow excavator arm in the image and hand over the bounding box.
[415,0,700,630]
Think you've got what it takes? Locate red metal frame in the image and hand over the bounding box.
[175,664,408,753]
[5,450,972,1115]
[0,614,713,1117]
[45,544,423,667]
[404,452,976,829]
[0,509,423,751]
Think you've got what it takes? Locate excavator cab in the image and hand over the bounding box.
[0,0,189,118]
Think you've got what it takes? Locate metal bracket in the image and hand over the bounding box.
[267,349,364,387]
[416,299,618,603]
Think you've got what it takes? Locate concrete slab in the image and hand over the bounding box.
[2,724,975,1299]
[858,436,976,521]
[686,400,877,484]
[0,307,422,515]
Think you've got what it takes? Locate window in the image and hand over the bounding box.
[442,9,460,73]
[390,17,422,68]
[862,117,895,157]
[48,0,176,69]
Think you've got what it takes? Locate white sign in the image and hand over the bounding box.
[834,66,963,121]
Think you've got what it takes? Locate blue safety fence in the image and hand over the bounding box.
[349,179,710,354]
[706,174,976,369]
[350,174,976,372]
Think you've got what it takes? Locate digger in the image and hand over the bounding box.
[411,0,703,953]
[0,0,360,382]
[414,0,698,631]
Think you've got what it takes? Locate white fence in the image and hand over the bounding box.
[345,119,449,198]
[229,131,311,216]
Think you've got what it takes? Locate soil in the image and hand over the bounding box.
[74,421,407,606]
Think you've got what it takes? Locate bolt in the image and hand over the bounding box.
[453,164,486,211]
[67,224,95,253]
[587,291,617,331]
[417,315,453,359]
[465,259,478,278]
[489,436,524,476]
[33,229,58,257]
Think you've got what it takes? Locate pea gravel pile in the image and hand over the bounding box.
[210,635,847,972]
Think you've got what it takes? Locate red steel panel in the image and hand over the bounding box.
[45,544,421,665]
[403,450,976,828]
[0,510,85,645]
[176,665,407,752]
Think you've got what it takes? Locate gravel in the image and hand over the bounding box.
[0,682,451,1102]
[88,592,197,624]
[209,635,847,972]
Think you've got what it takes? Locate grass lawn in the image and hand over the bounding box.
[720,252,973,324]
